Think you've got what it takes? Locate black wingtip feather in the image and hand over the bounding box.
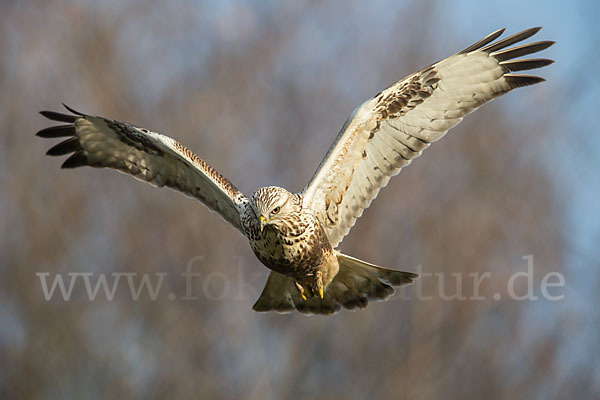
[481,26,543,53]
[491,40,555,62]
[46,137,81,156]
[36,124,76,138]
[460,27,506,54]
[39,110,77,123]
[505,74,546,88]
[61,151,88,168]
[61,103,85,116]
[500,58,554,72]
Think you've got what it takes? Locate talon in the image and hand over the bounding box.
[295,281,307,301]
[319,287,324,299]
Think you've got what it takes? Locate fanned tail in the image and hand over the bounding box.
[252,252,418,315]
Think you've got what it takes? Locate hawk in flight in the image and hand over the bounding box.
[38,27,553,315]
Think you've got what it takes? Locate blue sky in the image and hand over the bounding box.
[449,0,600,381]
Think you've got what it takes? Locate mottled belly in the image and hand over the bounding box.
[250,229,324,277]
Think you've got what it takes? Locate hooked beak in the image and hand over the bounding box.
[259,215,267,232]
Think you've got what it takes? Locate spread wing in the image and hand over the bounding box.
[37,105,248,233]
[302,27,554,247]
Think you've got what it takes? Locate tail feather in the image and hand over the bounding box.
[251,271,298,313]
[337,253,418,287]
[252,252,418,315]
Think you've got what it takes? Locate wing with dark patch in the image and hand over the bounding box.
[38,105,248,233]
[302,27,554,247]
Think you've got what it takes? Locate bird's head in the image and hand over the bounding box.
[251,186,301,232]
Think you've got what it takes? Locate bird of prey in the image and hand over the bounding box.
[37,27,553,315]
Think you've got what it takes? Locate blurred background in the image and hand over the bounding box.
[1,0,599,398]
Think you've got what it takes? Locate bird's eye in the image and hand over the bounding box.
[272,206,281,214]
